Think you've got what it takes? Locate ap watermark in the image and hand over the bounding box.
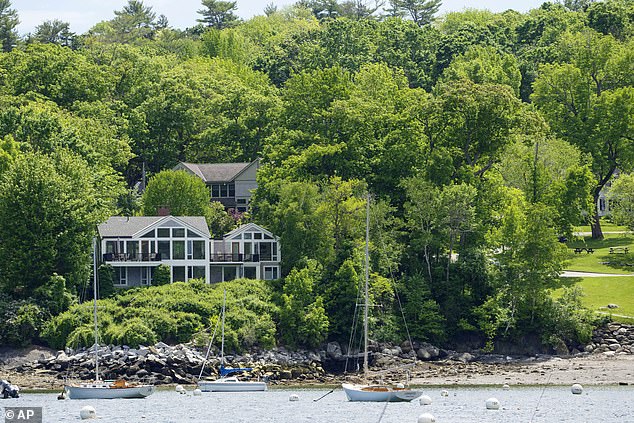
[4,407,42,423]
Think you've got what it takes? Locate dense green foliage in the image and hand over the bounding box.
[44,279,278,350]
[1,0,632,351]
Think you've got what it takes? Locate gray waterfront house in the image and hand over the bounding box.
[173,160,259,212]
[98,215,280,286]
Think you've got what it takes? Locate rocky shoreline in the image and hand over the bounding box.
[2,323,633,390]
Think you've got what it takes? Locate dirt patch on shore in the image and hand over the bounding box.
[408,354,634,386]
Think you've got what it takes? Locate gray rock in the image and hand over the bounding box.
[326,342,342,359]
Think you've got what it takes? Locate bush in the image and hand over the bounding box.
[110,319,157,348]
[0,295,47,347]
[43,278,278,351]
[153,264,171,286]
[98,265,116,299]
[67,325,96,348]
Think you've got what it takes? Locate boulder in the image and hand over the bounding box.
[326,342,342,359]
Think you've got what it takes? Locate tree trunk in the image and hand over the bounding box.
[591,211,604,240]
[591,186,604,240]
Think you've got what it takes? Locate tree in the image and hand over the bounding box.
[339,0,384,20]
[197,0,240,29]
[0,0,18,52]
[0,151,111,298]
[607,173,634,230]
[279,260,329,347]
[532,30,634,239]
[441,45,522,97]
[254,180,334,274]
[33,20,76,47]
[113,0,157,39]
[391,0,441,26]
[264,3,278,16]
[433,79,522,179]
[482,190,568,343]
[0,134,19,174]
[153,264,171,285]
[141,170,211,217]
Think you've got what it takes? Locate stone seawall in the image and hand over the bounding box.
[583,322,634,355]
[9,323,634,387]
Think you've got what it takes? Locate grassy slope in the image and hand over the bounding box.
[561,230,634,322]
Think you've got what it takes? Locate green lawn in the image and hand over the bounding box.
[557,276,634,323]
[565,233,634,273]
[561,233,634,323]
[574,222,629,233]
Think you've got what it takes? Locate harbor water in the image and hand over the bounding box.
[6,385,634,422]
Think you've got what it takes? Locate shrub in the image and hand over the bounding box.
[43,278,278,351]
[98,265,116,299]
[153,264,171,286]
[66,325,96,348]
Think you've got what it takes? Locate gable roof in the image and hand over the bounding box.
[176,162,253,183]
[223,222,277,240]
[98,216,210,238]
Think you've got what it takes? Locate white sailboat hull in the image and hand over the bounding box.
[341,383,423,402]
[64,384,155,399]
[198,377,267,392]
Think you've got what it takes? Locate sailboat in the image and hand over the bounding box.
[64,239,155,400]
[341,195,423,402]
[197,289,267,392]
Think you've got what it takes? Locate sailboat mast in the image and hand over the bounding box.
[363,193,370,382]
[220,288,226,366]
[92,237,99,381]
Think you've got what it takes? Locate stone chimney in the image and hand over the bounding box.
[157,206,171,216]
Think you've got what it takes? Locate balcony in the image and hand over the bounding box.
[103,253,162,262]
[210,253,260,263]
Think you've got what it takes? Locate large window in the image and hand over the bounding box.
[141,267,153,285]
[259,242,272,261]
[158,241,170,260]
[190,240,205,260]
[211,183,235,198]
[172,241,185,260]
[114,268,127,286]
[223,266,237,281]
[126,241,139,260]
[244,267,256,279]
[264,266,279,280]
[189,266,206,280]
[173,266,186,282]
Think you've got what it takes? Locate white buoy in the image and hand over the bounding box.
[289,393,300,402]
[486,397,500,410]
[502,384,510,391]
[79,406,97,420]
[396,383,405,388]
[571,384,583,395]
[175,385,185,393]
[193,388,202,396]
[417,413,436,423]
[440,389,449,397]
[419,395,432,405]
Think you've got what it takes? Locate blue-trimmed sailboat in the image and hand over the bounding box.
[197,289,267,392]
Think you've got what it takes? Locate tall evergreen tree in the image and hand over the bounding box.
[197,0,240,29]
[0,0,19,52]
[392,0,441,26]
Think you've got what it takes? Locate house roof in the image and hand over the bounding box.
[223,222,277,240]
[177,162,253,183]
[98,216,210,238]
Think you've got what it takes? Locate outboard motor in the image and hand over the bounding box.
[0,380,19,398]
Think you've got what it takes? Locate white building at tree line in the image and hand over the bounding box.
[97,215,280,286]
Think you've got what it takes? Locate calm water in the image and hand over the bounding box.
[7,385,634,422]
